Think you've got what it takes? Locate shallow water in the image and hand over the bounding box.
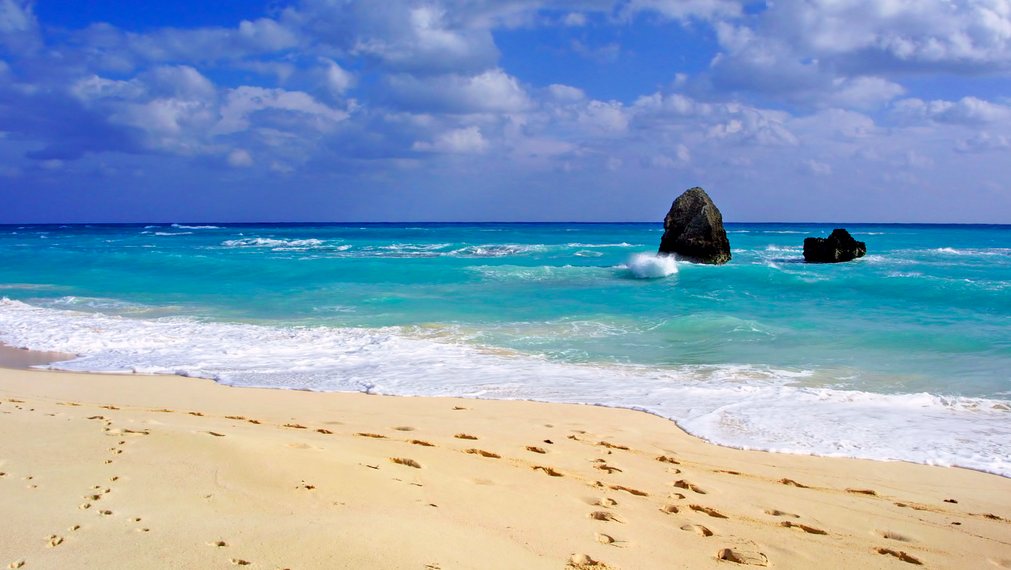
[1,222,1008,474]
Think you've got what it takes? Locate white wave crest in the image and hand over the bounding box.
[566,242,638,248]
[221,238,326,250]
[625,253,678,278]
[450,244,546,257]
[172,224,221,230]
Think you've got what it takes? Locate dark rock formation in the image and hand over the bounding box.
[658,187,731,264]
[803,229,866,263]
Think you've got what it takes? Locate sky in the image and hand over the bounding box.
[1,0,1010,223]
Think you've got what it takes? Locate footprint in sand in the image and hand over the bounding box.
[588,511,624,523]
[779,521,827,535]
[410,439,435,447]
[716,546,768,566]
[315,429,333,435]
[207,540,228,548]
[689,504,728,519]
[230,559,251,566]
[99,510,113,516]
[356,432,386,439]
[660,504,679,514]
[392,426,415,432]
[593,497,618,508]
[454,433,478,440]
[597,441,629,451]
[764,509,799,518]
[532,466,563,477]
[389,457,421,468]
[525,446,546,454]
[567,553,613,569]
[608,484,648,497]
[46,535,63,547]
[594,463,622,474]
[465,449,500,459]
[8,560,25,569]
[875,547,923,565]
[877,530,913,542]
[680,524,714,537]
[672,480,706,494]
[778,478,809,488]
[656,455,680,464]
[595,532,618,545]
[846,488,878,496]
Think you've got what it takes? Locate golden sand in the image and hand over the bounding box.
[1,367,1009,569]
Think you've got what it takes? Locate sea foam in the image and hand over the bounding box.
[4,298,1006,476]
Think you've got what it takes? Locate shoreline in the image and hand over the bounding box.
[1,366,1009,568]
[4,341,1010,479]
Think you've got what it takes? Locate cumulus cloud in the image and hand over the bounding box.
[384,68,531,113]
[214,87,349,135]
[892,96,1011,125]
[0,0,40,52]
[413,126,489,153]
[625,0,745,21]
[321,59,356,96]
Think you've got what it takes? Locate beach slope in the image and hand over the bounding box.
[1,368,1009,569]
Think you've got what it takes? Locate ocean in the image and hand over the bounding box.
[0,222,1008,475]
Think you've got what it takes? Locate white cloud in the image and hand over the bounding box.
[805,159,832,176]
[413,126,489,153]
[563,12,588,27]
[893,96,1011,125]
[321,59,356,96]
[237,18,299,51]
[578,100,629,133]
[546,84,585,102]
[215,86,350,135]
[385,68,531,113]
[626,0,745,21]
[955,132,1010,153]
[227,148,254,167]
[0,0,33,33]
[762,0,1011,70]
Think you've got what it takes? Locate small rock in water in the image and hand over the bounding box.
[803,228,866,263]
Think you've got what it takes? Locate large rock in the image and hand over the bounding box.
[803,228,866,263]
[658,187,731,264]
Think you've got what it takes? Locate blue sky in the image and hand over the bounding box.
[2,0,1010,223]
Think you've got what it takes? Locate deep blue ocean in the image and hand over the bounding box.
[1,223,1008,474]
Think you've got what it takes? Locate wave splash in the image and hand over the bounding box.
[625,253,679,278]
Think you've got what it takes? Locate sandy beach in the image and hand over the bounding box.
[0,363,1009,569]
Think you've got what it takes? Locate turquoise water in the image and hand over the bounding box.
[1,223,1009,474]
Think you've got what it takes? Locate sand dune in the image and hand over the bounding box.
[1,367,1009,569]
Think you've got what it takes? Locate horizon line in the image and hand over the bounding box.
[1,221,1009,227]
